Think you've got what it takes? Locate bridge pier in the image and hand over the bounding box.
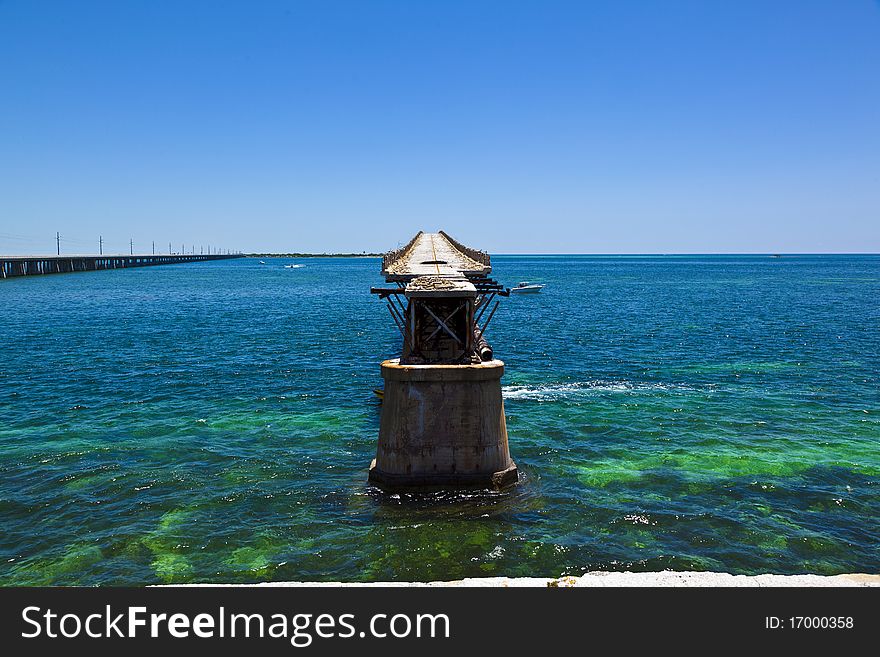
[370,231,517,491]
[369,359,517,490]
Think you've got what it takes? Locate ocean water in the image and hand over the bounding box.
[0,254,878,585]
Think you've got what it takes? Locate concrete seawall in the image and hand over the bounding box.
[174,571,880,587]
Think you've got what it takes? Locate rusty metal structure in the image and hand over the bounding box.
[371,231,509,365]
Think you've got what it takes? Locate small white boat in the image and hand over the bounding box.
[259,260,267,265]
[510,281,544,293]
[284,264,303,269]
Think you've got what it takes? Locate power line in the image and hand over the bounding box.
[1,229,236,257]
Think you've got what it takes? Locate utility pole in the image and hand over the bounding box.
[130,239,133,255]
[99,236,103,256]
[56,232,60,256]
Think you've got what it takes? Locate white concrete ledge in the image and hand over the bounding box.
[174,571,880,587]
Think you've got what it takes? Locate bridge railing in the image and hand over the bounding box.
[438,230,491,267]
[382,231,423,274]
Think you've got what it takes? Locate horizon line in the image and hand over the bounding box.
[3,251,880,258]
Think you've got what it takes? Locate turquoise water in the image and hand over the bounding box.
[1,255,878,584]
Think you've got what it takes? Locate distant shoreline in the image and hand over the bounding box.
[6,253,875,260]
[242,253,880,258]
[245,253,382,258]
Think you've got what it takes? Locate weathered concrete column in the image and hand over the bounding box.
[369,358,518,490]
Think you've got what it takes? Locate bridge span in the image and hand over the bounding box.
[1,253,243,279]
[372,231,508,365]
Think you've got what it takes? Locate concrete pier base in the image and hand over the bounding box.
[369,359,517,491]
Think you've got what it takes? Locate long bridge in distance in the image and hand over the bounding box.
[1,253,243,279]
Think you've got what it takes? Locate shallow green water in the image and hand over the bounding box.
[1,255,878,584]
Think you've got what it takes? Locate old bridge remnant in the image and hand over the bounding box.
[369,231,517,490]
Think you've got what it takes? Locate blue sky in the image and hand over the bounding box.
[1,1,878,255]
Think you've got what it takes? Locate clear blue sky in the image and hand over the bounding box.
[1,1,878,255]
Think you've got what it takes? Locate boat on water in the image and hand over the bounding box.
[259,260,267,265]
[284,264,303,269]
[510,281,545,293]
